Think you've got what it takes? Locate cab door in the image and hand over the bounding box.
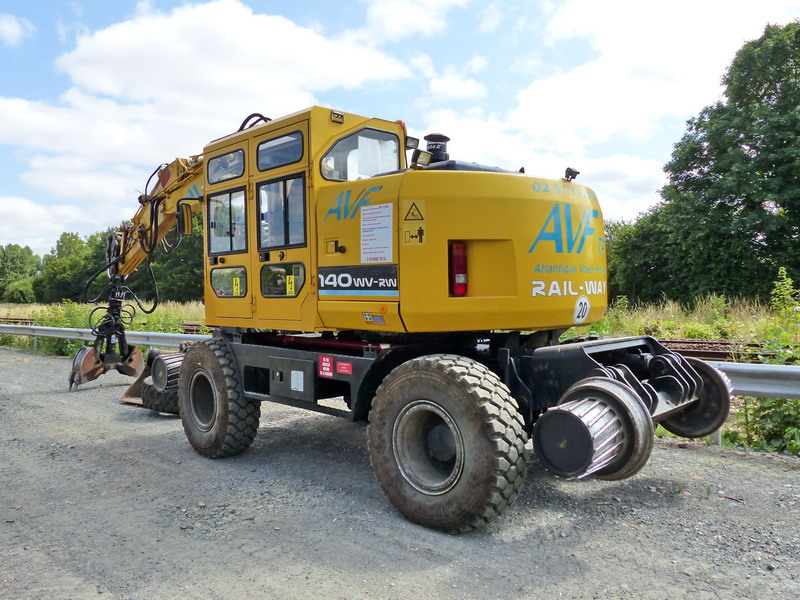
[248,120,312,328]
[204,143,252,322]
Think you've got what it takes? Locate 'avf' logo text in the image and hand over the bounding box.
[324,186,382,221]
[528,203,604,254]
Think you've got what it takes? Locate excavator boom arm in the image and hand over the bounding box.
[115,156,205,277]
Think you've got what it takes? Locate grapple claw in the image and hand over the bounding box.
[120,348,160,405]
[68,343,146,393]
[69,346,107,391]
[115,345,145,378]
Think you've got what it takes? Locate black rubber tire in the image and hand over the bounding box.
[178,338,260,458]
[660,357,732,439]
[367,354,528,533]
[141,381,179,415]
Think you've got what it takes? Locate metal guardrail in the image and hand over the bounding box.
[0,324,210,349]
[1,324,798,399]
[709,361,800,400]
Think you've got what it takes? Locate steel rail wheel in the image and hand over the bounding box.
[368,354,527,532]
[660,357,732,439]
[178,338,260,458]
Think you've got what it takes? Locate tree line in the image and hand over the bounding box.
[608,21,800,304]
[0,218,204,305]
[2,22,798,308]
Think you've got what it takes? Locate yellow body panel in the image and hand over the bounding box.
[396,171,606,331]
[187,106,607,334]
[314,170,606,332]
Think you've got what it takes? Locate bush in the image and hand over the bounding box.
[680,322,717,339]
[1,278,35,303]
[639,320,679,338]
[30,301,92,356]
[739,397,800,455]
[736,268,800,455]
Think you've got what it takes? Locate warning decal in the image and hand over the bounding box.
[404,203,424,221]
[402,199,426,246]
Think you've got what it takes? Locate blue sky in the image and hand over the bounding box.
[1,0,799,256]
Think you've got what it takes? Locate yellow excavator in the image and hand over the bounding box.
[69,106,731,532]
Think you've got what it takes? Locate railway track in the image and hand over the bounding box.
[659,338,754,362]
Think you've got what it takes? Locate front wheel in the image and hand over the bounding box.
[178,338,260,458]
[141,381,179,415]
[367,354,528,532]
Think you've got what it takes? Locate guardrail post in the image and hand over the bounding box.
[708,428,722,446]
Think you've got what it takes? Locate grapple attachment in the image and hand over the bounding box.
[68,279,146,392]
[68,343,145,392]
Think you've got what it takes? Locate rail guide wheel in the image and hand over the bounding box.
[533,377,654,481]
[660,357,732,438]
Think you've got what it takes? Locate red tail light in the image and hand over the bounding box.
[449,241,467,297]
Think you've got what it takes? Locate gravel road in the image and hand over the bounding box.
[1,346,798,599]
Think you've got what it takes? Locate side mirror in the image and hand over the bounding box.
[176,201,194,236]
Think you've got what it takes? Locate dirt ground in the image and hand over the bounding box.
[0,346,798,600]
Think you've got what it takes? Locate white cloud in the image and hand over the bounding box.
[510,53,543,75]
[477,3,503,33]
[465,55,488,74]
[409,53,436,78]
[57,1,410,104]
[0,197,84,256]
[429,73,487,100]
[0,14,35,46]
[572,155,667,221]
[357,0,471,42]
[509,0,800,155]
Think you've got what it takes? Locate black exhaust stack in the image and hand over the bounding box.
[424,133,450,164]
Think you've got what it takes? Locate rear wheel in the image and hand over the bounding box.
[367,354,527,532]
[178,338,260,458]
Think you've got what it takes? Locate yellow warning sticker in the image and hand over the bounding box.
[232,277,241,296]
[286,274,295,296]
[402,199,426,245]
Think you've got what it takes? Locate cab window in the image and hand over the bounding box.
[258,131,303,171]
[261,262,305,297]
[321,128,399,181]
[208,150,244,184]
[211,266,247,297]
[208,189,246,254]
[258,175,305,249]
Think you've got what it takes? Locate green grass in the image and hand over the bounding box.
[566,294,779,345]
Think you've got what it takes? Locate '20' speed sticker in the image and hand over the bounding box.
[573,295,590,324]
